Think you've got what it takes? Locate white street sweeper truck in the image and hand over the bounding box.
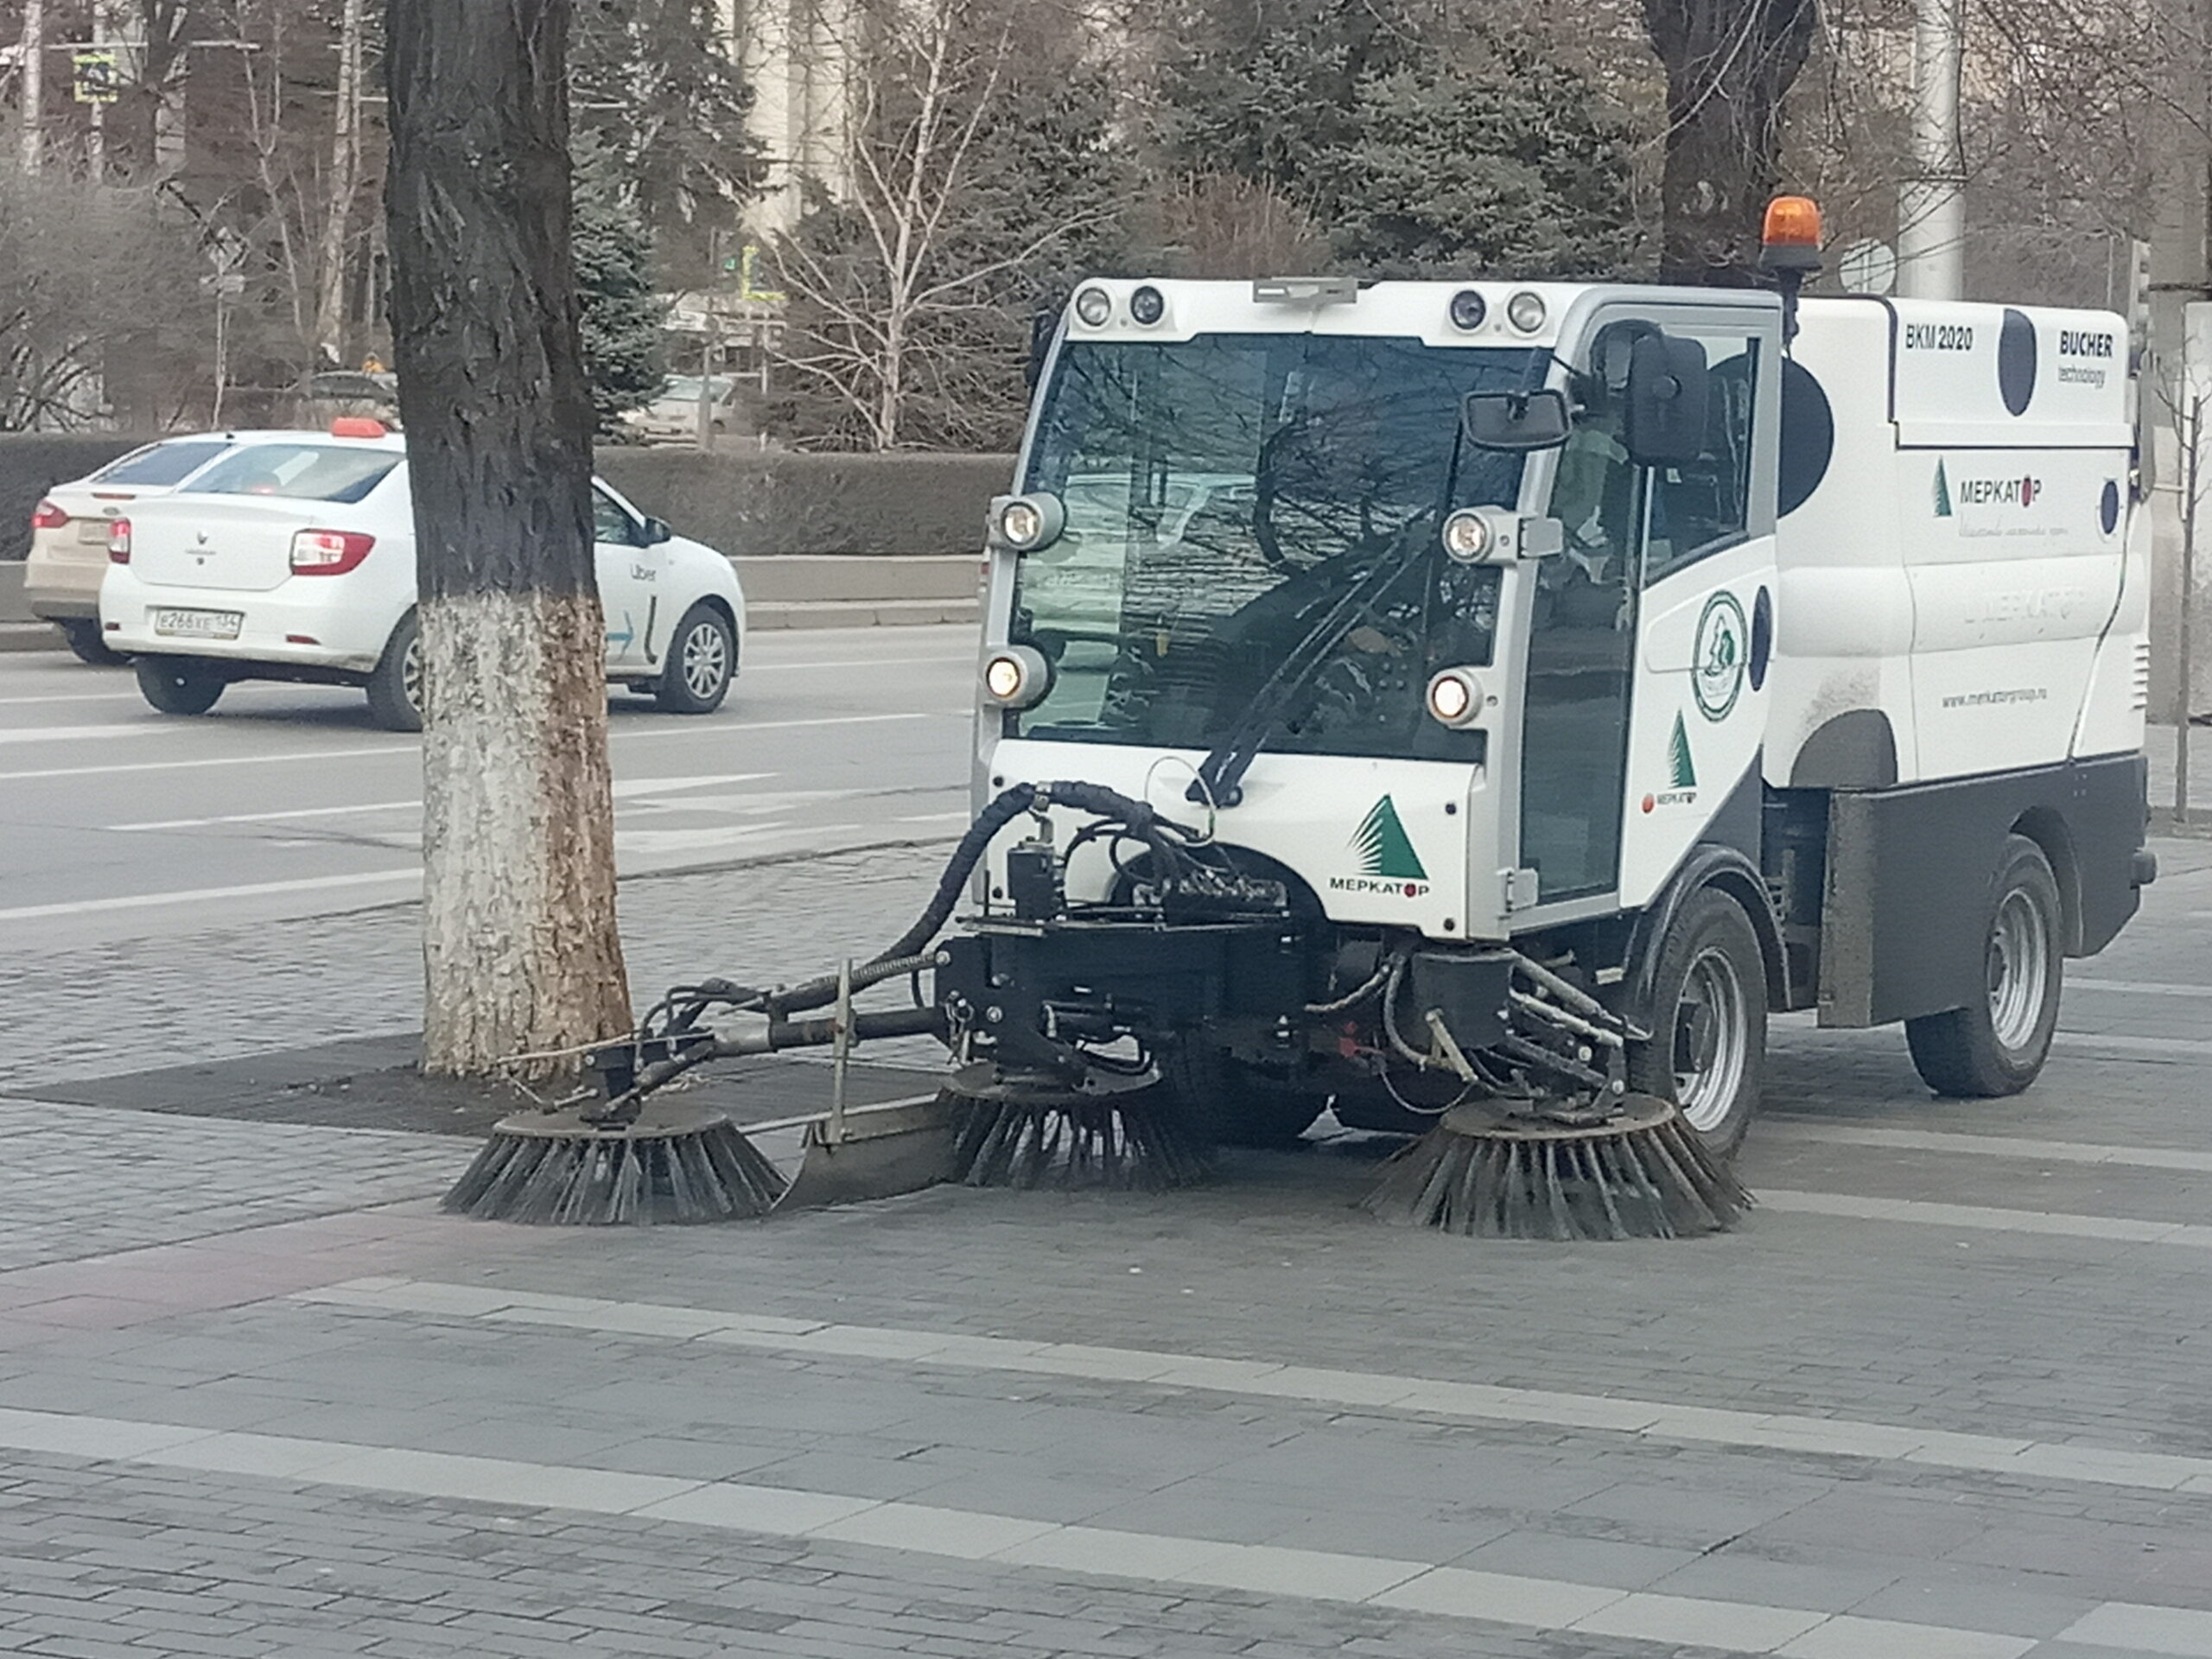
[450,199,2154,1238]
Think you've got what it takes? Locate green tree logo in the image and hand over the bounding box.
[1669,715,1697,790]
[1352,797,1427,880]
[1933,459,1954,518]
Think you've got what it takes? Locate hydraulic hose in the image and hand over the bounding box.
[764,781,1196,1020]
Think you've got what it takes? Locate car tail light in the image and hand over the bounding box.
[32,500,67,531]
[289,529,375,575]
[107,518,131,563]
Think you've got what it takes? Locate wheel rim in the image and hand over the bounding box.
[400,633,423,716]
[1987,886,2051,1052]
[682,621,728,700]
[1672,945,1749,1133]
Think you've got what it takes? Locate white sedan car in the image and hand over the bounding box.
[99,423,747,731]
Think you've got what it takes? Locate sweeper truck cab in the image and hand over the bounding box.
[941,207,2152,1167]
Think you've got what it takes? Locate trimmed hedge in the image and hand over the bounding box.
[0,435,1016,562]
[0,436,143,559]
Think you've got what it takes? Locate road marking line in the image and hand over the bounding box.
[292,1277,2212,1497]
[752,655,974,673]
[110,772,776,831]
[2069,977,2212,997]
[1759,1122,2212,1174]
[0,742,417,784]
[0,711,963,784]
[0,1403,2061,1658]
[1759,1187,2212,1249]
[0,868,417,923]
[2057,1032,2212,1059]
[0,690,140,707]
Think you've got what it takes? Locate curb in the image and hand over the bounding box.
[0,622,61,654]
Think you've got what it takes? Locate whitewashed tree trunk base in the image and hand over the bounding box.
[419,588,631,1078]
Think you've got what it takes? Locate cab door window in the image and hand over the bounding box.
[1642,334,1759,586]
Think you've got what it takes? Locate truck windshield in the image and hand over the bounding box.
[1011,334,1537,760]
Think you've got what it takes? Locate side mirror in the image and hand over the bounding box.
[640,516,673,546]
[1461,387,1572,452]
[1624,334,1709,467]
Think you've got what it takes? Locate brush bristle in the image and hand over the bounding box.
[1363,1102,1750,1240]
[442,1116,787,1224]
[951,1096,1216,1190]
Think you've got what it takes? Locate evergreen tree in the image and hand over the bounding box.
[1154,0,1414,201]
[1153,2,1646,280]
[572,142,666,435]
[1320,43,1643,277]
[570,0,765,283]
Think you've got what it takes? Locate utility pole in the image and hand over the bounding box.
[18,0,43,175]
[1897,0,1965,299]
[316,0,367,365]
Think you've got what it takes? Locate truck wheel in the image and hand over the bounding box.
[1628,886,1768,1159]
[656,603,734,715]
[1905,835,2063,1097]
[1164,1048,1325,1148]
[365,613,423,733]
[135,656,226,716]
[60,620,124,666]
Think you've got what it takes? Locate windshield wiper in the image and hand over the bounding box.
[1189,526,1428,808]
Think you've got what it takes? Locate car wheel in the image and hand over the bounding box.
[1905,835,2063,1097]
[60,620,124,666]
[365,612,423,732]
[656,603,735,715]
[1627,886,1769,1160]
[135,655,226,716]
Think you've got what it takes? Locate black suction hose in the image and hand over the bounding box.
[763,780,1193,1019]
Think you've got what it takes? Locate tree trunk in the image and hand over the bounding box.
[317,0,367,361]
[1642,0,1819,284]
[384,0,632,1078]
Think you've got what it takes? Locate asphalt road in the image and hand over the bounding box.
[0,625,980,953]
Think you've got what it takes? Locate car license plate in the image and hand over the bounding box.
[76,519,110,543]
[152,608,244,640]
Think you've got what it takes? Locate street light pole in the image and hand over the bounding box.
[1897,0,1965,300]
[18,0,44,175]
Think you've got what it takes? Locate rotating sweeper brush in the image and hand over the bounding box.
[441,783,1228,1224]
[442,779,1745,1239]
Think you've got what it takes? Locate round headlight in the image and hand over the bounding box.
[1426,667,1484,728]
[1506,290,1548,334]
[984,655,1025,700]
[1129,284,1166,326]
[1448,289,1487,331]
[1073,285,1112,327]
[981,645,1051,709]
[999,499,1043,547]
[1440,508,1492,562]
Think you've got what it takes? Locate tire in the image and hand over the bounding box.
[1905,835,2063,1097]
[60,619,124,666]
[1164,1046,1326,1148]
[135,655,226,716]
[656,602,736,715]
[1627,886,1768,1160]
[365,612,423,732]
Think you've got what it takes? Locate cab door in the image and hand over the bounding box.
[1512,301,1782,923]
[592,484,660,669]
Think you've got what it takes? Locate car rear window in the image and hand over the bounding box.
[188,443,399,505]
[90,439,233,487]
